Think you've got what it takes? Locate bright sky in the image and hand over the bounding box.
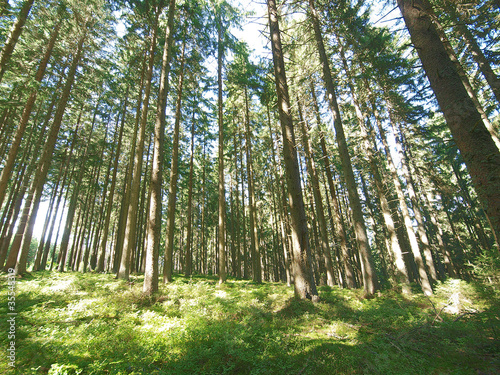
[231,0,269,56]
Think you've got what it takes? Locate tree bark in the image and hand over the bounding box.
[163,40,186,283]
[97,92,128,272]
[267,107,292,286]
[297,99,336,287]
[451,8,500,106]
[217,9,226,285]
[431,11,500,150]
[118,11,160,281]
[58,108,95,272]
[0,20,60,210]
[184,112,195,278]
[268,0,318,301]
[13,33,86,275]
[309,83,356,288]
[0,0,34,83]
[339,45,411,291]
[398,0,500,250]
[244,87,261,283]
[308,0,377,296]
[144,0,176,295]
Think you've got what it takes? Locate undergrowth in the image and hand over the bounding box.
[0,272,499,374]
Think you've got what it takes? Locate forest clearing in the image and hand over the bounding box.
[0,0,500,373]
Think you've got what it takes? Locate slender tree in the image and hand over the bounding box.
[267,0,318,301]
[308,0,378,296]
[144,0,176,295]
[164,39,187,283]
[0,0,34,83]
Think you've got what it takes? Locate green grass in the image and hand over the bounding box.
[1,272,499,374]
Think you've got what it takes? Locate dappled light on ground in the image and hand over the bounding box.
[0,272,499,374]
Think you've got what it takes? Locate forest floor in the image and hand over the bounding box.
[0,271,499,375]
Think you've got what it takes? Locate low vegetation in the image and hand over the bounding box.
[1,272,499,374]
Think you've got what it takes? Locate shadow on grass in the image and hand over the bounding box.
[1,273,499,375]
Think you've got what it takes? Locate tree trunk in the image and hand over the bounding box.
[267,107,292,285]
[0,105,47,269]
[308,0,377,296]
[232,129,242,278]
[268,0,318,301]
[392,121,438,281]
[431,11,500,150]
[184,113,195,278]
[244,87,261,283]
[0,20,60,210]
[371,103,433,294]
[163,40,186,283]
[97,92,128,272]
[398,0,500,250]
[113,53,147,274]
[297,99,336,287]
[309,83,355,288]
[0,0,34,83]
[58,110,95,272]
[424,190,457,278]
[452,12,500,105]
[14,33,86,275]
[217,11,226,285]
[32,152,64,271]
[39,153,71,271]
[144,0,176,295]
[118,11,160,281]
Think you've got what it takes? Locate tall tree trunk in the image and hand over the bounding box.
[0,20,60,210]
[238,131,249,279]
[97,92,128,272]
[0,106,47,269]
[308,0,377,296]
[184,113,195,278]
[200,142,207,275]
[297,99,335,287]
[39,150,72,271]
[217,10,226,285]
[336,44,411,290]
[58,110,95,272]
[267,108,292,285]
[13,33,86,275]
[398,0,500,250]
[452,11,500,105]
[392,121,438,281]
[80,124,107,273]
[431,11,500,150]
[244,87,261,283]
[372,102,433,294]
[268,0,318,301]
[118,11,160,281]
[163,40,186,283]
[425,190,457,278]
[0,0,34,83]
[113,53,147,274]
[32,151,65,271]
[310,83,355,288]
[144,0,176,295]
[232,129,242,278]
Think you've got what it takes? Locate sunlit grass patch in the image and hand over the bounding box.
[1,272,498,374]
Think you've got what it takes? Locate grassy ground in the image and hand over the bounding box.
[0,271,499,374]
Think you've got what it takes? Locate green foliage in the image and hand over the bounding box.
[0,272,499,374]
[48,364,83,375]
[471,248,500,286]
